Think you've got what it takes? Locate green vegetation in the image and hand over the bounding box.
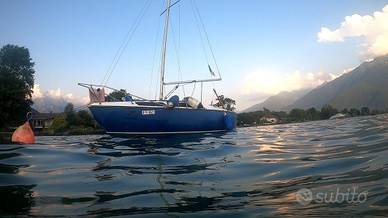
[213,95,236,111]
[0,44,35,130]
[238,104,388,126]
[50,103,98,134]
[106,89,128,102]
[319,104,339,120]
[51,114,67,132]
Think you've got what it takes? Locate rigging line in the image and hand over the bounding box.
[155,58,160,100]
[164,1,186,98]
[74,104,89,112]
[192,0,218,104]
[192,0,222,80]
[190,0,209,65]
[101,0,152,86]
[156,28,164,100]
[149,0,166,100]
[190,0,215,101]
[191,81,197,97]
[168,15,186,97]
[155,28,165,100]
[177,2,186,97]
[159,0,172,100]
[190,0,217,96]
[160,0,180,16]
[103,0,154,86]
[155,0,169,100]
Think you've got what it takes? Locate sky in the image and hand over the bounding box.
[1,0,388,112]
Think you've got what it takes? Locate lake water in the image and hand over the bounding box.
[1,114,388,217]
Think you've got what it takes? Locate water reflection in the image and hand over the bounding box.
[82,133,233,216]
[0,184,36,214]
[1,115,388,216]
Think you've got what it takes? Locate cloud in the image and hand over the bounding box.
[242,70,337,98]
[341,67,355,75]
[47,87,62,98]
[32,84,43,98]
[318,4,388,59]
[32,84,89,105]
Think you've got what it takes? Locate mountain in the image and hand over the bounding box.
[243,89,311,112]
[32,97,69,113]
[282,54,388,112]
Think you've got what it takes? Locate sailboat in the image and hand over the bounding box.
[79,0,237,137]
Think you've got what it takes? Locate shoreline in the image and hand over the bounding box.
[33,129,106,136]
[0,129,106,140]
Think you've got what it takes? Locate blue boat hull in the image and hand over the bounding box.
[89,105,237,137]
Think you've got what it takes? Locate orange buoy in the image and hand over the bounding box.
[11,112,35,144]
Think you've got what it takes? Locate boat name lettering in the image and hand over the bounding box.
[142,110,155,115]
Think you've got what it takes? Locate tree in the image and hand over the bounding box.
[213,95,236,111]
[237,110,265,125]
[341,108,349,115]
[349,108,360,117]
[361,107,370,116]
[371,109,379,115]
[77,110,94,127]
[319,104,338,119]
[51,114,67,132]
[271,111,288,122]
[64,103,75,114]
[64,103,79,127]
[263,107,271,115]
[306,107,320,120]
[106,89,127,102]
[289,108,307,121]
[0,44,35,130]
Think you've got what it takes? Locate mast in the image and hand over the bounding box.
[159,0,171,100]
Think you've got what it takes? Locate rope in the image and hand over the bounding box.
[192,0,221,80]
[191,81,197,96]
[101,0,154,86]
[26,112,33,122]
[191,0,220,104]
[149,0,166,99]
[190,0,209,67]
[169,15,186,97]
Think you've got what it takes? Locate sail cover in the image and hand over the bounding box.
[89,87,105,102]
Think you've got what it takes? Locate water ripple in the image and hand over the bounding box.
[1,115,388,217]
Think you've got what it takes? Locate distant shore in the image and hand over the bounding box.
[0,129,106,141]
[34,129,106,136]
